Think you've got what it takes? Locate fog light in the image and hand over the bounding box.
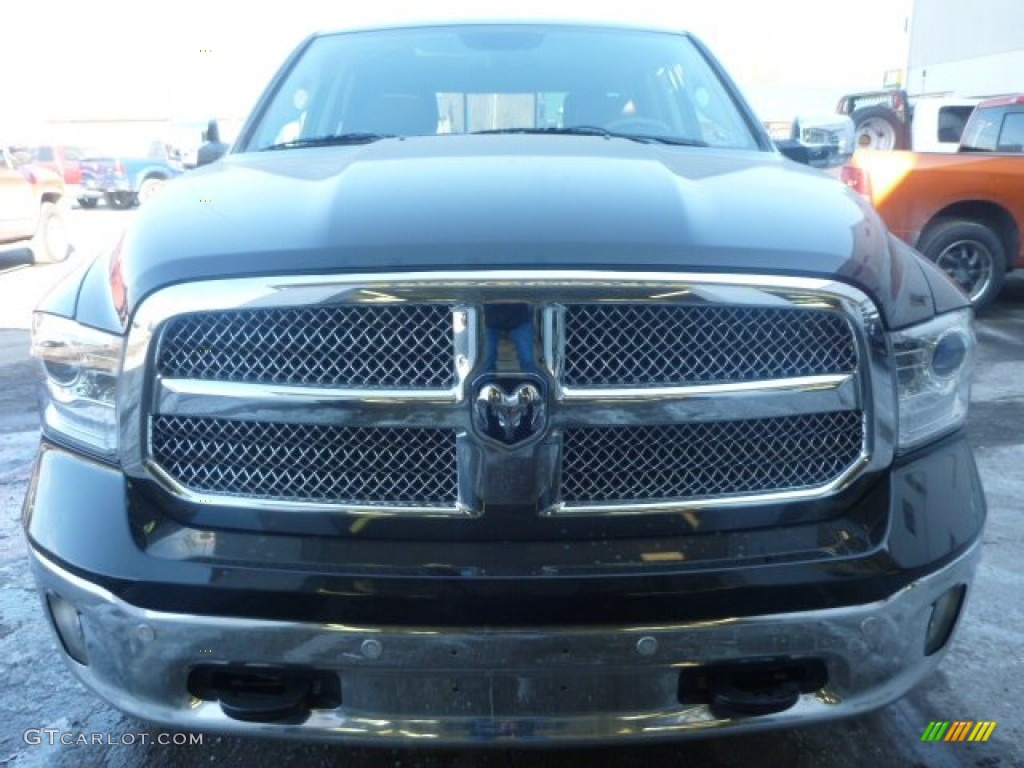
[925,585,967,656]
[46,593,89,666]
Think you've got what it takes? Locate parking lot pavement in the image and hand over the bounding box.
[0,211,1021,766]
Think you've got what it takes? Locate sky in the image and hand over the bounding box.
[3,0,913,134]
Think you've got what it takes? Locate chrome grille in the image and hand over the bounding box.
[152,416,458,505]
[562,304,857,387]
[561,411,864,503]
[131,272,880,517]
[157,304,454,388]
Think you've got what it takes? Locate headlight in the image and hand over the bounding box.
[31,313,124,458]
[891,309,975,450]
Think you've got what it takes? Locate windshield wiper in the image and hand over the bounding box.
[470,127,708,146]
[473,126,615,138]
[261,132,394,151]
[634,135,709,147]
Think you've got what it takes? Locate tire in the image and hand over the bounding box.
[851,106,909,151]
[918,219,1007,309]
[31,202,71,264]
[136,176,166,206]
[77,197,99,209]
[105,191,136,210]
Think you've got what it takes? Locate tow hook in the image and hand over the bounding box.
[679,658,829,719]
[188,665,341,723]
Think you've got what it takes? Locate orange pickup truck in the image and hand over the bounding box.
[845,95,1024,308]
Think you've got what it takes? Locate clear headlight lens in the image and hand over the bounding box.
[891,309,975,450]
[31,313,124,458]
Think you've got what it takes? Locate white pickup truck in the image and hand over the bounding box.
[837,89,982,152]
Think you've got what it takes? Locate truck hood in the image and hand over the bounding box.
[91,135,939,330]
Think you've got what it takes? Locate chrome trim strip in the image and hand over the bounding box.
[548,454,871,517]
[452,304,477,396]
[160,379,460,405]
[145,460,472,518]
[551,378,860,427]
[558,374,854,402]
[156,375,859,428]
[542,304,566,381]
[155,379,466,429]
[123,271,855,315]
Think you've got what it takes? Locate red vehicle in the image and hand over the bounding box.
[16,145,86,186]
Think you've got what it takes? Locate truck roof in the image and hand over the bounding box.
[976,94,1024,109]
[314,19,691,37]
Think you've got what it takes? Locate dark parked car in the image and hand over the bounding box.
[25,22,984,746]
[78,140,183,209]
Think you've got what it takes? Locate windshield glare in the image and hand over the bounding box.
[242,25,761,152]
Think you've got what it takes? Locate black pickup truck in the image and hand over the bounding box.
[24,22,985,746]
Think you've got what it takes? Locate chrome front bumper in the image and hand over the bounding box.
[30,544,980,745]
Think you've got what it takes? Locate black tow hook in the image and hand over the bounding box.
[218,674,313,723]
[679,658,829,719]
[709,678,801,718]
[188,665,341,723]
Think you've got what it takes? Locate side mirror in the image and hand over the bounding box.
[775,139,817,166]
[780,115,856,168]
[203,119,221,144]
[196,119,228,167]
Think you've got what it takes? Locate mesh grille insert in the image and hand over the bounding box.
[563,304,857,387]
[157,304,454,388]
[561,411,864,503]
[152,416,458,505]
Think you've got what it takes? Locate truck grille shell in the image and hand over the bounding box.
[128,272,882,517]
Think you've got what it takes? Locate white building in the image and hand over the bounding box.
[906,0,1024,97]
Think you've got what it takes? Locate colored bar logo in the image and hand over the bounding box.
[921,721,997,742]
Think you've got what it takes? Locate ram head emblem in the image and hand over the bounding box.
[473,381,547,447]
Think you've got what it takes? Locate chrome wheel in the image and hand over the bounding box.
[856,117,897,150]
[935,239,994,303]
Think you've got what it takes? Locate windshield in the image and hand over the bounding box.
[240,25,763,152]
